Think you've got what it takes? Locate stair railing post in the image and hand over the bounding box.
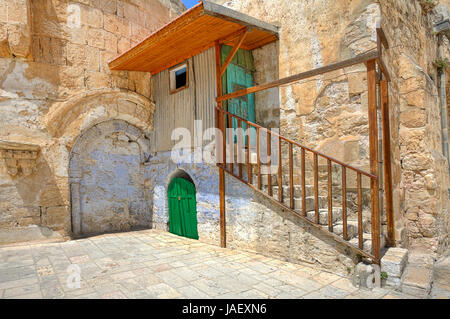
[215,41,226,248]
[381,79,395,247]
[367,59,380,262]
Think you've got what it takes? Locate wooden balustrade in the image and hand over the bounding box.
[216,105,380,263]
[214,45,392,263]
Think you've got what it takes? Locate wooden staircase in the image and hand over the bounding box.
[215,106,386,263]
[214,37,395,264]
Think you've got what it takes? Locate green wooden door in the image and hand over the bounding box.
[221,45,256,145]
[168,177,199,239]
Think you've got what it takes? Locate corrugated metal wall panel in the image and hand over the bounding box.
[194,48,217,136]
[152,48,217,152]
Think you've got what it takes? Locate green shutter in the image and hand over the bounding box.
[221,45,256,146]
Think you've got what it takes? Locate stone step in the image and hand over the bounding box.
[332,220,359,240]
[380,247,409,289]
[350,233,387,254]
[292,196,329,213]
[400,250,435,298]
[431,253,450,298]
[272,185,315,198]
[305,208,342,225]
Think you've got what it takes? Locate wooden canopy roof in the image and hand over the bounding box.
[108,1,279,74]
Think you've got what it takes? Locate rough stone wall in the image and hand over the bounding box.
[380,0,450,253]
[213,0,449,255]
[0,0,183,244]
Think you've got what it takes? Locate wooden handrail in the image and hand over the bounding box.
[216,105,380,263]
[213,29,392,263]
[217,161,377,262]
[215,106,378,179]
[216,50,380,102]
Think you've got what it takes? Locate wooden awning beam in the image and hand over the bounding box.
[219,27,250,77]
[216,50,380,103]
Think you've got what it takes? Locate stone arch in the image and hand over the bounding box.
[44,88,155,144]
[167,168,195,187]
[69,119,152,236]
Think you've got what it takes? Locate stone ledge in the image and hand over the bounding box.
[0,140,40,176]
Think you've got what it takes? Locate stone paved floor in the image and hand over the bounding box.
[0,229,414,299]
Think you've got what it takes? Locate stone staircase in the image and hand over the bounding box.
[380,247,439,298]
[220,119,386,264]
[227,160,388,258]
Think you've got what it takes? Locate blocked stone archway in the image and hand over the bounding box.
[44,88,155,142]
[69,119,152,236]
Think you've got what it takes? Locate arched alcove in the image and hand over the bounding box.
[69,119,152,236]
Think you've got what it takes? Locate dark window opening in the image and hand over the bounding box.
[175,68,187,89]
[169,62,188,93]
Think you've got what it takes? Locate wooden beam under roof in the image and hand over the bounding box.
[108,1,278,74]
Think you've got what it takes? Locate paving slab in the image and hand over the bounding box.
[0,229,414,299]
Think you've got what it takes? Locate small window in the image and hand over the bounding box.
[169,62,188,94]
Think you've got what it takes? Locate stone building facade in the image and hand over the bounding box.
[0,0,449,277]
[0,0,185,242]
[213,0,450,256]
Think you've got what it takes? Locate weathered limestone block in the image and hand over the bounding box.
[400,109,427,128]
[347,72,367,95]
[402,266,433,297]
[8,25,31,58]
[0,0,33,59]
[381,247,408,278]
[43,206,70,230]
[0,23,11,57]
[0,2,7,23]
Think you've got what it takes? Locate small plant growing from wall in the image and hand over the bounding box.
[419,0,439,14]
[434,57,449,75]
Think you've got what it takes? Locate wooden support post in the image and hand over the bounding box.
[367,59,380,261]
[381,79,395,247]
[215,41,226,248]
[278,136,283,203]
[314,153,319,224]
[357,173,363,250]
[301,148,306,216]
[342,166,347,240]
[267,131,272,196]
[220,28,249,77]
[219,168,226,248]
[289,143,294,209]
[257,127,261,189]
[327,159,333,232]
